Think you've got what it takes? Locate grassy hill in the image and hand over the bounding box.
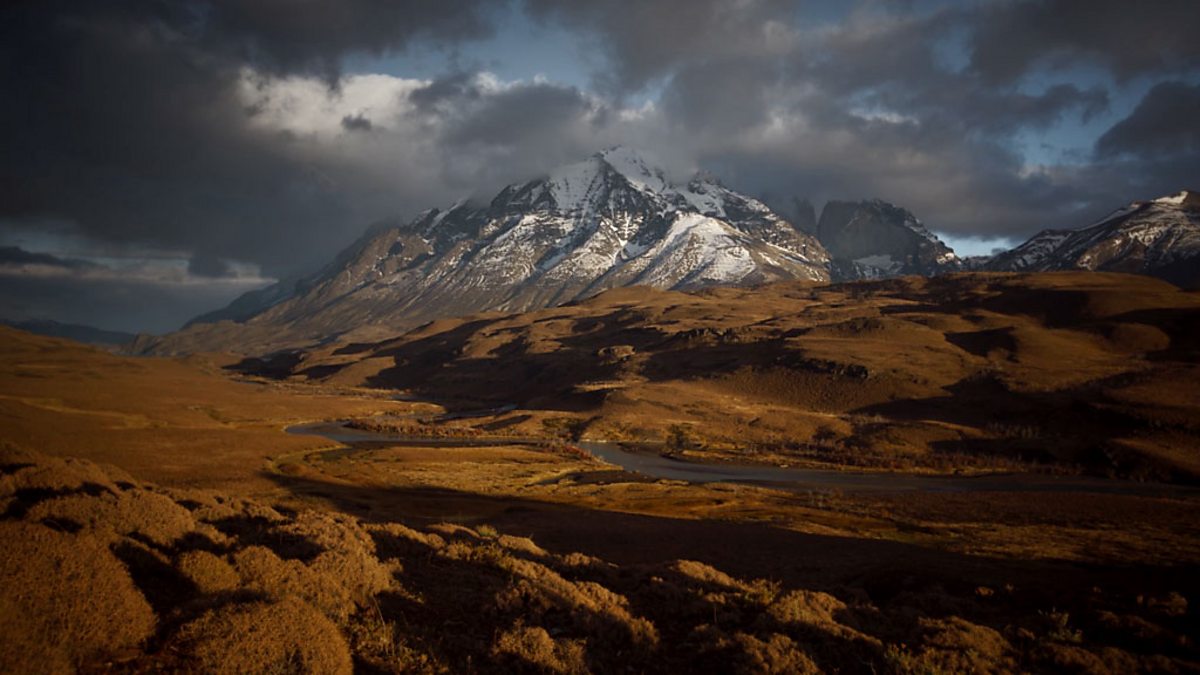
[266,272,1200,481]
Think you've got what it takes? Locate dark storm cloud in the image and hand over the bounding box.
[807,10,1111,137]
[1095,82,1200,159]
[203,0,494,78]
[408,71,484,113]
[340,114,374,132]
[1079,82,1200,201]
[661,58,777,133]
[969,0,1200,84]
[440,83,596,147]
[0,0,496,279]
[524,0,799,94]
[186,254,234,279]
[0,247,99,272]
[526,0,1195,239]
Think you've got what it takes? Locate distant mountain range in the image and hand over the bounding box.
[2,319,136,347]
[135,148,1198,355]
[984,190,1200,289]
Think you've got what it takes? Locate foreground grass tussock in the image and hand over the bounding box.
[1,446,1197,673]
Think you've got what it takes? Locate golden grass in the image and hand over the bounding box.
[1,447,1198,673]
[170,596,353,675]
[0,521,156,673]
[271,271,1200,480]
[0,274,1198,672]
[0,326,410,491]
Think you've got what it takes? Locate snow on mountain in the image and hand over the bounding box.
[144,148,829,354]
[986,190,1200,288]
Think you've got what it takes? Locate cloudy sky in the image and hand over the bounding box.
[2,0,1198,333]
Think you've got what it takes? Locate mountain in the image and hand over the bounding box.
[815,199,961,281]
[2,319,136,346]
[775,197,817,235]
[141,148,829,355]
[987,190,1200,288]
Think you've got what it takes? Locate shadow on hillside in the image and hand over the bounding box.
[223,278,1200,476]
[314,309,679,411]
[232,307,869,412]
[264,469,1200,670]
[849,370,1200,482]
[265,469,1193,603]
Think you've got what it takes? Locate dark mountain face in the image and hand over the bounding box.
[773,197,817,235]
[986,190,1200,289]
[815,199,961,281]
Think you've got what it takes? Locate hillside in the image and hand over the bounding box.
[263,271,1200,481]
[3,284,1200,673]
[0,326,405,490]
[5,446,1198,673]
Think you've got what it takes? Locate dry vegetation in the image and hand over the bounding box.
[3,447,1198,673]
[0,325,413,491]
[1,271,1199,673]
[267,272,1200,482]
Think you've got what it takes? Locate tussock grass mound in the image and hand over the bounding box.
[0,522,156,673]
[168,596,353,675]
[1,448,1196,673]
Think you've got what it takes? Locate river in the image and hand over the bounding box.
[286,421,1196,496]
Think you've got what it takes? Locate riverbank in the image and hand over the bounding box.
[288,420,1199,498]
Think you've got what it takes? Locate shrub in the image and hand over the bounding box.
[0,521,156,672]
[170,596,353,675]
[25,488,199,547]
[491,623,589,674]
[175,549,240,594]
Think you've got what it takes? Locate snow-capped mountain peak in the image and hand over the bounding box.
[540,147,675,215]
[593,146,672,193]
[155,148,831,354]
[1154,189,1198,207]
[985,190,1200,289]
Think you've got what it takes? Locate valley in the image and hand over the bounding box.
[254,271,1200,483]
[7,4,1199,672]
[2,271,1199,672]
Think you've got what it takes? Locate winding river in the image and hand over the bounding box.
[286,420,1196,496]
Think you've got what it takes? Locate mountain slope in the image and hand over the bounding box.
[816,199,961,281]
[141,148,829,355]
[987,190,1200,288]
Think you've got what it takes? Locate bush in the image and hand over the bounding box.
[0,522,156,672]
[491,623,589,674]
[170,596,353,675]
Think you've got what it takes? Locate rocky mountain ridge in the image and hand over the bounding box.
[815,199,961,281]
[984,190,1200,289]
[138,143,1197,356]
[140,148,830,355]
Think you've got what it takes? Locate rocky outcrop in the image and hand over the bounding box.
[816,199,960,281]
